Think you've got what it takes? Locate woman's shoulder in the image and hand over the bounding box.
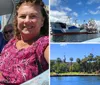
[35,36,49,53]
[36,36,49,47]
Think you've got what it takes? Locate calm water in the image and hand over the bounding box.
[51,33,100,42]
[50,76,100,85]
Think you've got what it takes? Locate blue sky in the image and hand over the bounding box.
[50,0,100,26]
[0,17,1,22]
[50,44,100,62]
[43,0,49,5]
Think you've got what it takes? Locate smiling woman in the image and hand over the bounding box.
[0,0,49,85]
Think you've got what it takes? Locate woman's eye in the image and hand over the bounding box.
[30,15,37,19]
[20,16,26,19]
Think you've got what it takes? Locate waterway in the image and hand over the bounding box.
[51,33,100,42]
[50,76,100,85]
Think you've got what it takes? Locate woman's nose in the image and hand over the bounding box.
[24,16,30,22]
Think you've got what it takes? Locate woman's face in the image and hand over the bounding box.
[17,3,44,37]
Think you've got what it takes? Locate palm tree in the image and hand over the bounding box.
[70,57,73,63]
[56,57,62,64]
[81,57,88,72]
[88,53,94,72]
[70,57,73,72]
[76,58,81,64]
[76,58,81,72]
[88,53,93,62]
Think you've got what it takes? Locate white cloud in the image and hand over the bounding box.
[97,6,100,9]
[64,7,72,12]
[50,10,66,17]
[50,16,58,22]
[50,10,69,23]
[50,0,61,6]
[89,10,100,14]
[95,20,100,30]
[87,0,100,4]
[77,2,82,5]
[72,12,78,17]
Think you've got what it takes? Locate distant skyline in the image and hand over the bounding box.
[50,0,100,27]
[50,44,100,62]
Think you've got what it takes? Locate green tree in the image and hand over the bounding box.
[87,53,94,73]
[95,56,100,71]
[56,57,62,64]
[53,62,68,73]
[76,58,81,72]
[81,57,88,72]
[71,63,81,72]
[70,57,73,72]
[50,60,55,72]
[88,53,93,61]
[59,63,68,73]
[76,58,81,64]
[53,63,60,73]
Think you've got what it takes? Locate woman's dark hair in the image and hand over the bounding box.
[13,0,49,39]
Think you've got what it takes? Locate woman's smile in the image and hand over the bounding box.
[23,25,34,30]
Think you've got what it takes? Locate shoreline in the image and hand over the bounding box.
[50,73,100,77]
[51,74,100,77]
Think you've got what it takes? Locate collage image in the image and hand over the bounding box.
[50,0,100,85]
[0,0,100,85]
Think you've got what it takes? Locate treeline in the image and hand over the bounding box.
[50,53,100,74]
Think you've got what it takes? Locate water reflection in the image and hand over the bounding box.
[51,33,100,42]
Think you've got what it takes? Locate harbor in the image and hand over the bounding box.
[50,19,100,42]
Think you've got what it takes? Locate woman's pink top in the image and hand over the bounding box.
[0,36,49,85]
